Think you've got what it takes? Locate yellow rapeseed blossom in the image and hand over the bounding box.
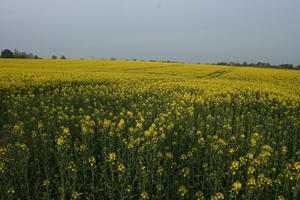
[166,152,173,159]
[117,163,126,172]
[181,167,190,177]
[141,192,149,200]
[117,119,125,128]
[103,119,111,128]
[247,166,256,174]
[43,179,50,186]
[178,185,188,197]
[195,191,205,200]
[0,162,5,173]
[247,177,256,188]
[7,188,15,194]
[157,166,164,175]
[56,136,65,146]
[211,192,224,200]
[107,152,116,162]
[88,156,96,167]
[294,162,300,171]
[71,192,80,200]
[276,196,285,200]
[232,181,242,190]
[281,146,288,153]
[62,127,70,135]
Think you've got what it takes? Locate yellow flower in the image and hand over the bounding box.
[211,192,224,200]
[75,144,87,152]
[117,163,126,172]
[294,162,300,171]
[178,185,188,197]
[247,177,256,188]
[62,127,70,135]
[107,152,116,162]
[38,121,43,129]
[247,166,255,174]
[157,151,163,158]
[126,185,133,193]
[66,161,77,172]
[156,184,163,191]
[127,111,134,118]
[181,167,190,177]
[230,161,240,174]
[71,192,80,200]
[7,188,15,194]
[43,179,50,186]
[144,130,151,137]
[103,119,112,128]
[88,156,96,167]
[251,138,257,147]
[232,181,242,190]
[136,122,143,129]
[141,192,149,200]
[277,196,285,200]
[157,166,164,175]
[15,143,29,151]
[246,153,254,159]
[281,146,288,153]
[262,145,273,152]
[196,191,205,200]
[0,147,6,155]
[56,136,65,145]
[166,152,173,159]
[198,137,205,144]
[229,148,235,153]
[117,119,125,128]
[0,162,5,173]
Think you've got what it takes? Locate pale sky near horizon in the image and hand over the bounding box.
[0,0,299,65]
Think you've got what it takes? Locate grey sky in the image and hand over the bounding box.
[1,0,299,65]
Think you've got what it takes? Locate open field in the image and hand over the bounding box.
[0,59,299,199]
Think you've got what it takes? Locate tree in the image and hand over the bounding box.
[1,49,14,58]
[52,55,57,59]
[61,56,66,59]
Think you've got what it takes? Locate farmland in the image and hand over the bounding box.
[0,59,299,199]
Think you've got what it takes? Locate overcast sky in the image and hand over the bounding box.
[0,0,299,65]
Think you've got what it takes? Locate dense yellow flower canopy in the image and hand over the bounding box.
[0,59,299,199]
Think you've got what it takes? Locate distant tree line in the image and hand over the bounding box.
[0,49,41,59]
[1,49,66,60]
[213,61,300,69]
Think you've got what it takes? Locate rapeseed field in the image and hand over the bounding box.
[0,59,299,199]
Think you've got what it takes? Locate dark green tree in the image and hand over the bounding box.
[61,56,66,59]
[52,55,57,59]
[1,49,14,58]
